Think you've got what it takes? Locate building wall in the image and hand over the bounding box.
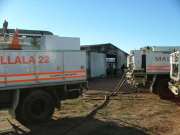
[117,50,127,70]
[88,52,106,78]
[81,44,128,77]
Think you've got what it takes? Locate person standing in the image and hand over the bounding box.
[3,19,8,35]
[121,64,125,74]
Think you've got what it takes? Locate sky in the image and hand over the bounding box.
[0,0,180,52]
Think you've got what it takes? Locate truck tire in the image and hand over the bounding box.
[15,90,55,124]
[157,79,174,100]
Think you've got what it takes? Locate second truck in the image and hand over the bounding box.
[126,46,180,99]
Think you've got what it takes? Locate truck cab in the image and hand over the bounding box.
[169,51,180,96]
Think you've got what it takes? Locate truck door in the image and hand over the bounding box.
[0,51,5,87]
[5,51,37,86]
[142,54,146,71]
[35,51,64,84]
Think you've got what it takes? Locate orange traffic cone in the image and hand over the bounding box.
[11,29,21,49]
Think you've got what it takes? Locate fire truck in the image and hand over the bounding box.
[0,29,87,123]
[126,46,180,99]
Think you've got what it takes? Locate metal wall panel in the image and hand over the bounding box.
[117,51,127,69]
[90,52,106,78]
[64,51,86,81]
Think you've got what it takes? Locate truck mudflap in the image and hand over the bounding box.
[62,81,88,100]
[168,82,180,96]
[8,90,20,118]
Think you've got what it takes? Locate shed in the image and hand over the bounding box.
[81,43,128,78]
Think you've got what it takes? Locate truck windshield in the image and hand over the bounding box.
[172,64,178,78]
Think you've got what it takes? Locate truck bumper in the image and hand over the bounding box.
[168,82,180,96]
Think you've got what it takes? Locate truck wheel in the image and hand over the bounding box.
[157,80,174,100]
[15,90,55,124]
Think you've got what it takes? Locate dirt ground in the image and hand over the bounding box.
[1,77,180,135]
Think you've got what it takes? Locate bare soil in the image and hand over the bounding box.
[1,77,180,135]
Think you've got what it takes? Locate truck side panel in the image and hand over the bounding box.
[64,51,86,81]
[132,50,142,70]
[5,51,37,86]
[0,50,86,90]
[35,51,64,83]
[146,52,170,74]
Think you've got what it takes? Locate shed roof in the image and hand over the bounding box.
[81,43,128,55]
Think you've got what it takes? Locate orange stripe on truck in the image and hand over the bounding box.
[0,75,86,83]
[0,77,64,83]
[147,67,170,69]
[65,75,86,78]
[147,69,170,71]
[147,65,170,70]
[64,70,85,73]
[0,72,63,77]
[147,64,169,67]
[0,70,85,77]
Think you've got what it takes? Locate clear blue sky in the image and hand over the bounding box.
[0,0,180,52]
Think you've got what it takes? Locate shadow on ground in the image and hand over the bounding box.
[18,116,150,135]
[88,77,121,92]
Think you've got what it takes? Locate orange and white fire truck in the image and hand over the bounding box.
[0,28,87,123]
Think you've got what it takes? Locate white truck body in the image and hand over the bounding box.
[151,46,179,52]
[0,29,88,123]
[40,35,80,50]
[127,46,180,90]
[129,50,142,71]
[128,47,180,74]
[0,50,86,89]
[146,52,170,74]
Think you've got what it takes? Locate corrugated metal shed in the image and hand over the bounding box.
[81,43,128,77]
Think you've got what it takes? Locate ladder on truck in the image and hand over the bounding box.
[110,72,138,96]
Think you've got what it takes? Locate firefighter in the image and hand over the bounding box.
[121,64,125,74]
[2,19,8,35]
